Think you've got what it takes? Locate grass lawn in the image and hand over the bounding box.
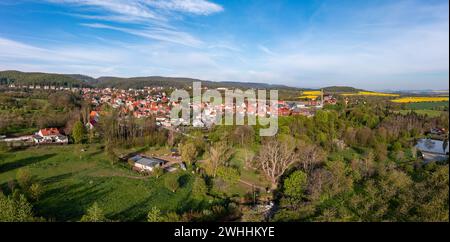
[0,144,198,221]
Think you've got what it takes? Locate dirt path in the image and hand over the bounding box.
[238,179,266,190]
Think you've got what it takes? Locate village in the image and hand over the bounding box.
[0,0,449,225]
[0,85,338,175]
[1,84,448,169]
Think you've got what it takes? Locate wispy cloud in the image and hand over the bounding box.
[1,0,448,90]
[47,0,160,20]
[258,45,276,56]
[81,23,203,47]
[47,0,223,47]
[47,0,223,22]
[147,0,223,15]
[0,36,124,74]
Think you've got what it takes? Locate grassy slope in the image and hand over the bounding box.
[0,145,195,221]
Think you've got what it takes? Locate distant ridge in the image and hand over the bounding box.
[0,70,88,87]
[322,86,363,93]
[95,76,299,90]
[1,70,370,94]
[0,70,303,91]
[65,74,98,84]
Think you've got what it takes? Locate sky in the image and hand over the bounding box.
[0,0,448,90]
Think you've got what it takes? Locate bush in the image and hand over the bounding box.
[216,166,240,185]
[147,207,163,222]
[80,202,107,222]
[16,169,33,190]
[192,177,208,199]
[29,183,44,201]
[165,175,179,193]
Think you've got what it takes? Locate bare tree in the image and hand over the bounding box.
[167,129,175,147]
[257,137,299,189]
[206,141,234,178]
[297,140,326,174]
[233,125,254,146]
[80,101,91,125]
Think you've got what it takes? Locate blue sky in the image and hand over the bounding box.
[0,0,448,90]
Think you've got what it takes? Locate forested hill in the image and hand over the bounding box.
[1,70,364,94]
[96,76,205,89]
[0,70,89,87]
[96,76,299,90]
[0,70,304,91]
[322,86,363,93]
[65,74,98,84]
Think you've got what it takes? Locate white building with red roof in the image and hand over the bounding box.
[33,128,68,144]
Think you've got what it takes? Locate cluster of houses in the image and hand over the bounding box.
[82,87,172,125]
[81,86,338,129]
[6,83,83,92]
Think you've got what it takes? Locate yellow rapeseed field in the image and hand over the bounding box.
[299,95,319,99]
[303,91,323,95]
[391,97,449,103]
[299,90,322,99]
[341,91,400,97]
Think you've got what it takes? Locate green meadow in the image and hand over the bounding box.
[0,145,196,221]
[405,101,448,110]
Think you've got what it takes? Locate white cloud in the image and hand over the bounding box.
[46,0,223,47]
[1,0,448,90]
[81,23,203,47]
[0,37,125,75]
[47,0,159,20]
[146,0,223,15]
[47,0,223,21]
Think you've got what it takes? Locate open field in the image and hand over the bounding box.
[299,91,322,100]
[299,95,319,99]
[396,109,445,118]
[0,145,197,221]
[395,100,449,117]
[405,101,449,110]
[341,91,400,97]
[392,97,449,103]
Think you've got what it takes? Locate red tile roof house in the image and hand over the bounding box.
[33,128,68,144]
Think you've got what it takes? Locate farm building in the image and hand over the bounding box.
[415,139,449,162]
[129,155,166,172]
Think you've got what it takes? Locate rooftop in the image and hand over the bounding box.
[130,155,166,168]
[416,139,449,155]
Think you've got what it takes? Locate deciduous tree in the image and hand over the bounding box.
[257,136,299,189]
[205,141,234,178]
[180,142,198,165]
[72,120,86,144]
